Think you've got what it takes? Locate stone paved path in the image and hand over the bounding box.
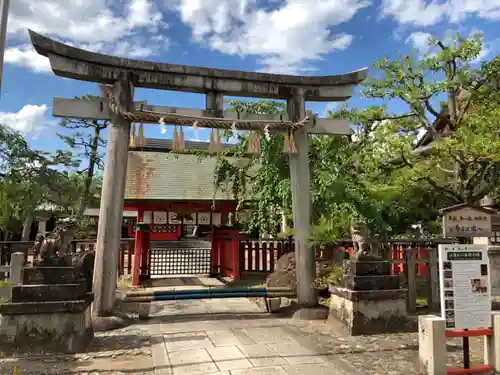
[2,276,488,374]
[0,277,360,374]
[146,297,361,375]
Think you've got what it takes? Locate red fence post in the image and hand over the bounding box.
[132,229,142,287]
[141,230,150,281]
[231,230,240,280]
[210,227,219,276]
[127,240,133,275]
[118,244,124,276]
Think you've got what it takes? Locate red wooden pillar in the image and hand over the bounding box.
[132,228,143,287]
[210,226,219,276]
[132,211,143,287]
[140,228,150,282]
[213,228,241,280]
[418,245,427,276]
[230,229,241,280]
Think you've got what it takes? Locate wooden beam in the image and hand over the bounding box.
[52,98,146,121]
[52,98,351,135]
[306,117,351,135]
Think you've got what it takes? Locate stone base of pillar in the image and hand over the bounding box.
[0,299,93,355]
[272,300,329,320]
[328,260,414,335]
[290,305,329,320]
[91,315,129,332]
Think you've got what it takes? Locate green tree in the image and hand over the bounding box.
[321,32,500,243]
[0,124,77,238]
[213,33,499,245]
[58,95,107,217]
[215,99,291,236]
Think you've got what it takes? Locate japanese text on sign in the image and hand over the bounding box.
[442,206,492,238]
[438,244,491,330]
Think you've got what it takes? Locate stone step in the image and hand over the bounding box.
[0,295,92,315]
[11,283,87,302]
[23,267,84,285]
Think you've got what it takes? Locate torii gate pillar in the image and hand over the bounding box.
[288,88,315,306]
[92,74,133,316]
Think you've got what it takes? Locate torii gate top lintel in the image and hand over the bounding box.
[29,29,367,102]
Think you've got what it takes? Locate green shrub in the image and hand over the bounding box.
[0,280,10,289]
[313,266,344,290]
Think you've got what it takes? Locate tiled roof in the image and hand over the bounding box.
[131,138,237,152]
[125,151,239,201]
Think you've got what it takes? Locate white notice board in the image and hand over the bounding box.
[438,244,491,330]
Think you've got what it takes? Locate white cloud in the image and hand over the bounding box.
[406,29,492,63]
[171,0,369,74]
[472,45,490,64]
[5,44,51,72]
[6,35,169,74]
[8,0,164,43]
[6,0,169,73]
[322,102,341,117]
[381,0,500,27]
[406,31,433,55]
[0,104,48,135]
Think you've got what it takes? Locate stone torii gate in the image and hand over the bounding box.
[29,29,367,317]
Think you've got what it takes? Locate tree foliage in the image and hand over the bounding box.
[0,124,79,235]
[57,95,107,216]
[213,32,500,243]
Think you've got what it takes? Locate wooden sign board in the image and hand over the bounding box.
[442,205,492,238]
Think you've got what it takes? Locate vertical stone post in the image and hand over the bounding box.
[485,312,500,371]
[287,88,316,306]
[9,252,24,286]
[281,212,288,233]
[206,92,224,117]
[37,218,47,236]
[92,73,134,316]
[418,315,446,375]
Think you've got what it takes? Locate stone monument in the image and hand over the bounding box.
[328,253,412,335]
[0,219,94,355]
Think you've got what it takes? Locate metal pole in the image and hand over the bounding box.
[0,0,10,96]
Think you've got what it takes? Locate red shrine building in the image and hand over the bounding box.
[85,138,244,286]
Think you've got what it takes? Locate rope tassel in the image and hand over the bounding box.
[173,126,179,152]
[247,131,261,154]
[288,132,298,154]
[215,129,222,152]
[209,129,216,153]
[137,123,145,147]
[130,122,136,147]
[192,120,199,137]
[178,127,185,152]
[283,133,291,154]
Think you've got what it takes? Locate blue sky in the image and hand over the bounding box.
[0,0,499,156]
